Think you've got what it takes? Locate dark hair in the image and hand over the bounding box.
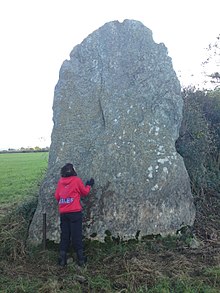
[60,163,77,177]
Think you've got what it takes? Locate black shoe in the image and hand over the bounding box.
[76,250,87,267]
[58,251,67,267]
[77,256,87,267]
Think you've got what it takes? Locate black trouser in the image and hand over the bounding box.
[60,211,83,253]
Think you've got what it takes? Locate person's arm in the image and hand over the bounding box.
[77,177,91,196]
[77,177,95,196]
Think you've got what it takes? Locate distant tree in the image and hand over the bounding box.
[8,148,16,152]
[34,146,41,151]
[202,34,220,88]
[202,88,220,166]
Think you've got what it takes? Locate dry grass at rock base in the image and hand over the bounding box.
[1,187,220,292]
[90,242,220,289]
[1,237,220,292]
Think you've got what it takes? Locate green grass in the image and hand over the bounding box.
[0,275,43,293]
[0,152,48,205]
[0,152,48,261]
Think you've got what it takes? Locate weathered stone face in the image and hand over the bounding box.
[29,19,195,244]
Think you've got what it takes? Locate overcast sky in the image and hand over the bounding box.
[0,0,219,150]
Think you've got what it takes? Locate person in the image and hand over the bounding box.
[54,163,94,267]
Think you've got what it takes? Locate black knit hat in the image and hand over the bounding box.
[60,163,77,177]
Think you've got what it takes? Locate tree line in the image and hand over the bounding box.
[0,146,49,153]
[176,34,220,194]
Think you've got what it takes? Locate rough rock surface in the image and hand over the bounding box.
[29,19,195,244]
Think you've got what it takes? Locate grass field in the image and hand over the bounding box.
[0,152,48,205]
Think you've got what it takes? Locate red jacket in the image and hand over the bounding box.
[55,176,91,214]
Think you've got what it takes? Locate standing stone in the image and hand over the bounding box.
[29,19,195,244]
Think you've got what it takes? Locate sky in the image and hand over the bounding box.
[0,0,219,150]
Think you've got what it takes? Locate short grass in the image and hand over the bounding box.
[0,152,48,205]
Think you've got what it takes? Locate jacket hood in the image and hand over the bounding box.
[59,176,75,186]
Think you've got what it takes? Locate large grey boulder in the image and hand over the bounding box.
[29,19,195,244]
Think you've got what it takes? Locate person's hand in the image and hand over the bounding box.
[86,178,94,187]
[89,178,94,187]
